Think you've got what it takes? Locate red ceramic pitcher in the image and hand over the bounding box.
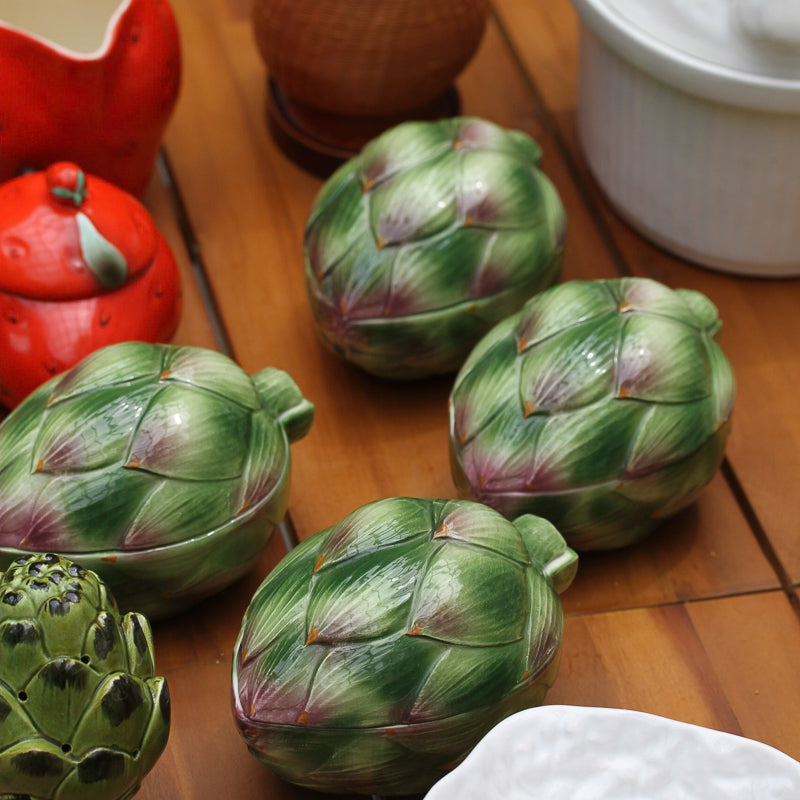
[0,0,181,197]
[0,163,182,409]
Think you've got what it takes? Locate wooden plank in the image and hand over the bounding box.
[142,170,220,351]
[550,593,800,761]
[686,591,800,760]
[492,0,800,582]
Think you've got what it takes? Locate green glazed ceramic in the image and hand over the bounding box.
[0,553,170,800]
[0,342,314,618]
[449,278,736,551]
[232,497,577,796]
[304,116,566,379]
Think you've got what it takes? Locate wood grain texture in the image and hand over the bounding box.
[115,0,800,797]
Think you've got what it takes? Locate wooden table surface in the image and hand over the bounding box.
[134,0,800,797]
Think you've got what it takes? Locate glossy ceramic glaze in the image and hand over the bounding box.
[449,278,736,551]
[0,163,182,409]
[232,497,577,796]
[0,0,181,196]
[0,553,170,800]
[304,117,566,379]
[0,342,315,619]
[425,705,800,799]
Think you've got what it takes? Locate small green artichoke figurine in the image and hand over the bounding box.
[449,278,736,550]
[304,116,566,378]
[0,553,170,800]
[232,497,577,795]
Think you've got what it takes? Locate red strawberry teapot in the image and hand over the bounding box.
[0,0,181,197]
[0,163,182,409]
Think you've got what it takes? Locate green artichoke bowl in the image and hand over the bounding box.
[232,496,577,796]
[449,278,736,551]
[0,553,169,800]
[304,117,566,379]
[0,342,314,619]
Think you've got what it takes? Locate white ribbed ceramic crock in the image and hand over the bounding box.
[570,0,800,277]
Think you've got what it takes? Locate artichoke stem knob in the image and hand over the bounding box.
[252,367,315,443]
[513,514,578,594]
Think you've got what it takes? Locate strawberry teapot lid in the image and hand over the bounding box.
[0,162,159,300]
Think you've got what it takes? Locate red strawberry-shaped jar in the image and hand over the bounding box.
[0,0,180,196]
[0,162,182,408]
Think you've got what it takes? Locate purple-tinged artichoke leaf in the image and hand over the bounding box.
[31,384,153,473]
[519,315,620,414]
[315,498,432,570]
[533,399,649,488]
[617,315,711,403]
[358,120,454,189]
[408,641,521,722]
[451,336,519,447]
[481,228,563,294]
[240,628,325,725]
[161,347,258,410]
[46,469,158,552]
[433,501,530,564]
[613,277,703,326]
[305,160,359,231]
[456,401,547,494]
[122,477,240,550]
[386,228,488,315]
[305,176,367,281]
[237,539,319,667]
[517,284,615,353]
[458,150,548,229]
[409,545,528,646]
[46,342,163,407]
[369,150,459,246]
[626,399,717,476]
[234,411,282,514]
[318,243,394,320]
[307,540,427,643]
[303,636,441,728]
[126,384,249,480]
[454,118,535,162]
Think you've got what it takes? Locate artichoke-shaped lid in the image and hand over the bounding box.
[0,553,170,800]
[0,162,160,299]
[0,342,314,553]
[304,116,565,322]
[450,277,735,500]
[233,497,576,730]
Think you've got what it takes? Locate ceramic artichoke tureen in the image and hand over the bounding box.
[0,553,170,800]
[0,342,314,618]
[304,116,566,378]
[232,496,577,795]
[449,277,736,550]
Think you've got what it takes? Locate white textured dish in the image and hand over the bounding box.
[424,705,800,800]
[570,0,800,277]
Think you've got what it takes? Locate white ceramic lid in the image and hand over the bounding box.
[571,0,800,113]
